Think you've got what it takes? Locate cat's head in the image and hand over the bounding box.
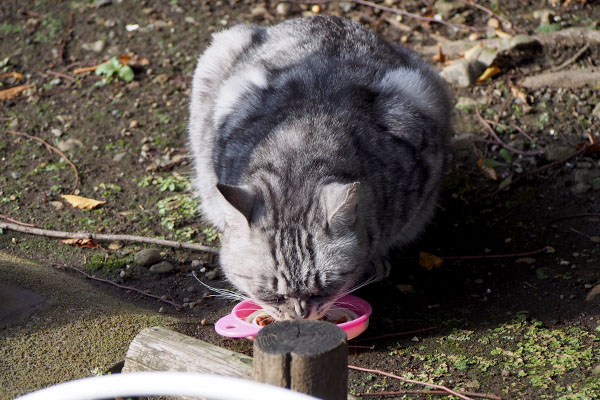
[216,181,369,320]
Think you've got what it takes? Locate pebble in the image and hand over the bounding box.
[129,120,139,129]
[201,318,208,325]
[593,364,600,376]
[159,306,166,313]
[57,139,81,152]
[440,59,484,88]
[82,40,105,53]
[108,241,123,250]
[134,248,163,267]
[10,171,22,179]
[191,259,203,269]
[49,201,63,210]
[206,269,218,280]
[141,143,151,152]
[275,2,291,16]
[149,261,174,274]
[410,336,419,342]
[51,128,63,137]
[112,152,127,162]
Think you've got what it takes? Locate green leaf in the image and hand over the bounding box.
[109,57,122,70]
[482,158,505,168]
[95,62,115,76]
[498,176,512,190]
[499,148,512,163]
[118,65,134,82]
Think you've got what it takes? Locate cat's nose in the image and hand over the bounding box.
[293,299,309,319]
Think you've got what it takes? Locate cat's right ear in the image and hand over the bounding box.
[217,183,256,227]
[321,182,360,231]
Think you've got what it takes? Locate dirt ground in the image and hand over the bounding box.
[1,0,600,399]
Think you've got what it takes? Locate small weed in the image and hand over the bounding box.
[537,23,562,33]
[201,227,222,243]
[156,194,198,231]
[86,253,133,272]
[139,174,190,192]
[95,57,134,84]
[0,23,23,35]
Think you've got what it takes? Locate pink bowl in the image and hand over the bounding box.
[215,294,372,340]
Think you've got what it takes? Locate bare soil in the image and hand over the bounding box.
[1,1,599,399]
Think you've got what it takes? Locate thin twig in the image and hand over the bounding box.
[305,0,482,32]
[6,130,80,194]
[475,108,543,156]
[57,264,183,310]
[459,0,515,33]
[548,213,600,223]
[354,326,438,342]
[0,221,220,254]
[348,365,476,400]
[551,42,590,72]
[510,123,537,144]
[0,214,36,227]
[356,389,502,400]
[482,142,600,199]
[46,70,75,82]
[58,10,74,64]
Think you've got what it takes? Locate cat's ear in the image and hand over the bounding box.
[217,183,256,226]
[321,182,360,229]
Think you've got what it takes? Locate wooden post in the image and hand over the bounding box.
[253,320,348,400]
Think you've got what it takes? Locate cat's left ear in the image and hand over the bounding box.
[321,182,360,230]
[217,183,256,226]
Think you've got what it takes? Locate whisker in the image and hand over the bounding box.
[191,271,248,301]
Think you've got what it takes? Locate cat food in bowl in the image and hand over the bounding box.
[215,294,372,340]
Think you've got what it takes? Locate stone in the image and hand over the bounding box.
[592,364,600,376]
[56,139,82,152]
[191,259,204,269]
[81,40,105,53]
[533,9,554,24]
[51,128,63,137]
[49,201,63,210]
[112,152,127,162]
[205,269,218,280]
[592,102,600,119]
[134,249,163,267]
[275,2,291,16]
[10,171,22,179]
[129,120,139,129]
[149,261,174,274]
[440,59,485,88]
[434,0,463,18]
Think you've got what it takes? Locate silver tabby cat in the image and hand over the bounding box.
[189,16,452,320]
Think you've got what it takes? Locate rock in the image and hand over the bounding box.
[191,259,204,269]
[544,145,573,161]
[10,171,22,179]
[434,0,463,18]
[592,102,600,119]
[51,128,63,137]
[455,96,486,110]
[49,201,63,210]
[56,138,82,152]
[129,120,139,129]
[108,242,123,250]
[95,0,112,7]
[440,59,485,88]
[592,364,600,376]
[533,9,554,24]
[205,269,218,280]
[81,40,105,53]
[149,261,174,274]
[112,152,127,162]
[134,249,163,267]
[275,2,291,16]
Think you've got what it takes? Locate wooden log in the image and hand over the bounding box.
[253,320,348,400]
[122,326,252,379]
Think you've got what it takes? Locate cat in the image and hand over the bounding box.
[188,15,452,321]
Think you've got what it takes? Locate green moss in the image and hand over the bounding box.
[85,253,133,272]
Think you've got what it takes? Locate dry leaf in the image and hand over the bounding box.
[432,43,446,63]
[60,194,106,209]
[418,251,444,271]
[61,238,100,248]
[0,72,24,81]
[108,241,123,250]
[0,84,35,100]
[477,158,499,181]
[590,236,600,243]
[495,29,512,39]
[476,66,502,83]
[511,86,532,105]
[463,43,483,59]
[586,284,600,302]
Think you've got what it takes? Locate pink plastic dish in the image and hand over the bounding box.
[215,294,372,340]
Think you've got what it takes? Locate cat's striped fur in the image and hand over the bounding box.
[189,16,452,320]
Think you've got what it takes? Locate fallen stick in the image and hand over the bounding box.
[355,389,502,399]
[303,0,482,32]
[0,221,220,254]
[57,264,183,310]
[475,108,543,156]
[6,129,80,194]
[0,214,36,227]
[348,365,476,400]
